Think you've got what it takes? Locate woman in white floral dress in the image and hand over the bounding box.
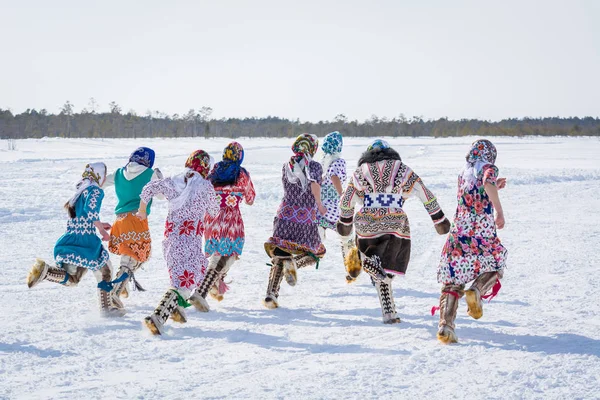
[137,150,219,335]
[436,139,507,344]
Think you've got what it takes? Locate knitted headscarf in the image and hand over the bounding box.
[68,162,107,207]
[126,147,155,168]
[461,139,497,189]
[170,150,213,211]
[209,141,247,186]
[286,133,319,190]
[321,131,343,173]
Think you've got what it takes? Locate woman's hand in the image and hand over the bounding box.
[495,211,505,229]
[136,210,148,220]
[101,222,112,231]
[100,230,110,241]
[497,178,507,189]
[318,203,327,216]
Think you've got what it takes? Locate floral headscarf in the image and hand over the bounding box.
[170,150,213,211]
[466,139,497,165]
[127,147,155,168]
[209,141,247,185]
[185,150,212,179]
[321,131,344,173]
[68,162,107,207]
[462,139,497,189]
[286,133,319,190]
[367,139,390,152]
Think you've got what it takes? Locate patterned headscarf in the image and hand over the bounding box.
[209,141,247,186]
[286,133,319,190]
[321,131,343,173]
[127,147,155,168]
[367,139,390,152]
[68,162,107,207]
[462,139,497,189]
[170,150,213,211]
[185,150,212,179]
[321,131,343,155]
[466,139,497,165]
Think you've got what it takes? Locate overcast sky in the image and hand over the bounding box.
[1,0,598,121]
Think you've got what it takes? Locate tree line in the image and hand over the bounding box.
[1,100,599,139]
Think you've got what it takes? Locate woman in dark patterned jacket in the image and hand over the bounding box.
[338,139,450,324]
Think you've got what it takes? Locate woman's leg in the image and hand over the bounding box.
[188,256,220,312]
[263,248,289,309]
[144,288,189,335]
[437,284,465,344]
[93,261,125,317]
[465,270,503,319]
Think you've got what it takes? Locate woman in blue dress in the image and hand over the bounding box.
[26,162,124,317]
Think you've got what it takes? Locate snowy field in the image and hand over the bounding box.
[0,136,599,400]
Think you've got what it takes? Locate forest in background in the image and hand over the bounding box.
[1,99,599,139]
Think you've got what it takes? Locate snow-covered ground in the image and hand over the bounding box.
[1,136,599,399]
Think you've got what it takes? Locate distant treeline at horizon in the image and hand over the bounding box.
[1,102,599,139]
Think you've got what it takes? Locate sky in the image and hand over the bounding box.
[1,0,599,122]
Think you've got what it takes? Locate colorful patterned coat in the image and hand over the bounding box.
[437,165,507,285]
[340,159,445,239]
[140,177,219,291]
[204,170,256,257]
[54,187,109,271]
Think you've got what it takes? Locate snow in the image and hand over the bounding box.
[1,136,599,399]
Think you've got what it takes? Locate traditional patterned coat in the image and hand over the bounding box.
[54,187,110,271]
[340,159,445,240]
[140,177,219,291]
[204,170,256,257]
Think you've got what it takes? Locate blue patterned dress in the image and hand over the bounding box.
[54,187,110,271]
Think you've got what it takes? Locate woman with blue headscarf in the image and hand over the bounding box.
[103,147,163,309]
[188,142,256,312]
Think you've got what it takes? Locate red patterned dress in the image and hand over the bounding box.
[140,177,219,291]
[204,170,256,257]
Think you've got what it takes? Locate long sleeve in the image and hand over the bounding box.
[205,181,220,217]
[243,171,256,205]
[151,168,166,200]
[141,178,177,204]
[104,172,116,187]
[84,187,104,222]
[403,169,445,225]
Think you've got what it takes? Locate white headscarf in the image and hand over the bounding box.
[68,162,107,207]
[285,154,312,191]
[169,169,206,211]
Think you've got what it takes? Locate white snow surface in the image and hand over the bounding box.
[1,136,599,399]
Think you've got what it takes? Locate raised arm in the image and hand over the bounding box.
[404,169,450,235]
[137,178,174,219]
[337,178,364,236]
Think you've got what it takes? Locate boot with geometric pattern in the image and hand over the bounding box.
[437,284,465,344]
[361,254,391,284]
[27,259,87,288]
[375,279,401,324]
[95,264,126,317]
[208,256,236,302]
[465,272,501,320]
[263,258,285,309]
[188,268,219,312]
[144,290,181,335]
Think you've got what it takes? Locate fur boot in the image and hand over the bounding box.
[188,268,219,312]
[465,272,500,320]
[263,258,285,309]
[361,254,391,284]
[27,259,87,288]
[437,285,464,344]
[375,279,401,324]
[208,256,236,302]
[94,264,126,317]
[144,290,181,335]
[293,253,317,270]
[282,257,297,287]
[344,246,362,283]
